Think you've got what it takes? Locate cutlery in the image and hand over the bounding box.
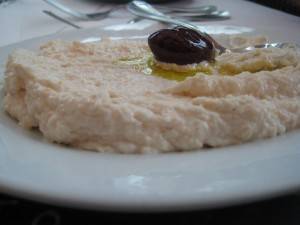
[43,0,122,20]
[43,0,220,21]
[170,10,230,19]
[127,11,230,24]
[126,2,226,24]
[128,9,230,24]
[127,1,299,53]
[43,10,81,29]
[127,1,219,31]
[156,4,217,13]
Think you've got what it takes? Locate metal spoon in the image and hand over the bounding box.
[127,0,227,51]
[127,1,299,53]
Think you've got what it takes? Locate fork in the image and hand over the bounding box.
[156,5,217,14]
[43,0,123,20]
[43,10,81,29]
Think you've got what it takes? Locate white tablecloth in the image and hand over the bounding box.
[1,0,300,47]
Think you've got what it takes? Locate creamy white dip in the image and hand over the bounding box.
[3,39,300,153]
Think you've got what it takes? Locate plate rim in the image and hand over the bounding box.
[0,25,300,212]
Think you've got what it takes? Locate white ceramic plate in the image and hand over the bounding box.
[0,24,300,212]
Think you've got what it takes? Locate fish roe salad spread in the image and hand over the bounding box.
[3,27,300,153]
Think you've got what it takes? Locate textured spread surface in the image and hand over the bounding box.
[3,39,300,153]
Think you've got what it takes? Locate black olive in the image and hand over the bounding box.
[148,26,216,65]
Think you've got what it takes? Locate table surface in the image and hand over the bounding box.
[1,192,300,225]
[1,0,300,224]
